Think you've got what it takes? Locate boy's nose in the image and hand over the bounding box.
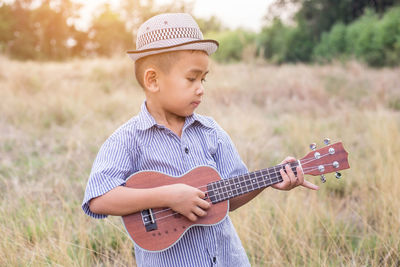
[196,84,204,95]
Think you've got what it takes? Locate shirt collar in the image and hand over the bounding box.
[136,101,214,130]
[136,102,158,130]
[189,112,214,129]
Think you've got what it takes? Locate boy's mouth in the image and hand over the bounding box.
[191,101,201,107]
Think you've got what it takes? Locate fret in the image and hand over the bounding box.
[211,181,218,203]
[240,173,246,192]
[222,180,229,200]
[253,174,260,189]
[213,181,220,202]
[207,182,216,203]
[228,179,233,197]
[266,166,274,184]
[216,180,224,202]
[247,173,254,192]
[232,176,241,197]
[277,165,285,183]
[258,169,267,187]
[266,166,275,184]
[251,171,259,190]
[265,168,274,186]
[256,170,266,188]
[271,166,282,184]
[250,172,258,189]
[230,178,237,196]
[262,168,271,186]
[238,175,246,196]
[228,179,235,198]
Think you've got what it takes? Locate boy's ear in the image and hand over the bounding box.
[143,68,159,92]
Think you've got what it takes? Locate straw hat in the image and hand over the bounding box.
[127,13,219,61]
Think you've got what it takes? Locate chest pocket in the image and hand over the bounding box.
[184,127,218,170]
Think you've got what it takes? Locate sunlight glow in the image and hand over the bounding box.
[72,0,275,32]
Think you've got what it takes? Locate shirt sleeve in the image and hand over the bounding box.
[82,137,134,219]
[212,123,248,179]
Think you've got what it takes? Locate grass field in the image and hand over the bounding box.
[1,55,399,266]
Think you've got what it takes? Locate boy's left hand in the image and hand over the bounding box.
[272,157,319,191]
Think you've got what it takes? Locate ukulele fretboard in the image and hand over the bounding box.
[206,162,299,204]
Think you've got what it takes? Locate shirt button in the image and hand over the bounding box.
[212,256,216,263]
[184,147,189,154]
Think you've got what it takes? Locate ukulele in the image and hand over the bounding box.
[122,140,350,252]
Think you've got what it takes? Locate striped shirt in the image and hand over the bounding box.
[82,102,251,267]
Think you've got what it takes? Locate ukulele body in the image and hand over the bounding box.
[122,166,229,252]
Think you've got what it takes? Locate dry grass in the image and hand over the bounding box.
[1,55,399,266]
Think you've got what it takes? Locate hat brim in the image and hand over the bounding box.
[127,39,219,61]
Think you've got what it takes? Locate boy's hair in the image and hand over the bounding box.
[134,51,181,89]
[134,50,207,89]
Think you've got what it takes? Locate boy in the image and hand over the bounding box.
[82,13,318,266]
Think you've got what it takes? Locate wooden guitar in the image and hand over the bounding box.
[122,141,349,252]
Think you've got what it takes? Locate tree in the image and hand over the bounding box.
[260,0,400,64]
[257,18,290,63]
[89,4,132,56]
[269,0,400,40]
[0,0,85,60]
[0,4,16,52]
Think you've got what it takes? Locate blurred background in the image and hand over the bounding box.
[1,0,400,66]
[1,0,400,266]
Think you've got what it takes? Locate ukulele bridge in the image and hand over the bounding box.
[141,209,158,232]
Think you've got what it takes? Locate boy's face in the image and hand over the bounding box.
[155,50,209,118]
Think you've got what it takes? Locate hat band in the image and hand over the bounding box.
[137,27,202,50]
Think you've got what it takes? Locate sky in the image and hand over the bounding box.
[75,0,276,32]
[157,0,275,32]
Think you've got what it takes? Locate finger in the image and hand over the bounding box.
[197,190,205,199]
[197,199,211,210]
[285,164,297,187]
[301,180,319,190]
[192,206,207,217]
[296,166,304,185]
[187,213,198,222]
[280,156,296,165]
[278,168,291,189]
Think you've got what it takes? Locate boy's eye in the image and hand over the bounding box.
[186,77,207,83]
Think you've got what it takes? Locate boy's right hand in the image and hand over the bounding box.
[162,184,210,222]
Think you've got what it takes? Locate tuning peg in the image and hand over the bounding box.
[335,172,342,179]
[320,174,326,183]
[324,138,331,145]
[310,143,317,151]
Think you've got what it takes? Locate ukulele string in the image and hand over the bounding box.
[141,162,336,222]
[143,162,296,218]
[142,162,332,220]
[299,150,335,166]
[142,162,331,220]
[146,155,331,218]
[146,162,332,222]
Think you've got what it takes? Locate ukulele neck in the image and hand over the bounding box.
[206,162,299,204]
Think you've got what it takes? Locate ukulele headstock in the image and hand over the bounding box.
[300,138,349,183]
